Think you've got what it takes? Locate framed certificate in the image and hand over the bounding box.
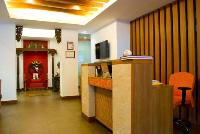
[67,42,74,50]
[65,51,75,58]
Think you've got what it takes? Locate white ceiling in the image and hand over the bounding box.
[0,0,174,33]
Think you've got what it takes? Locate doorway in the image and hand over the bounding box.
[78,34,91,87]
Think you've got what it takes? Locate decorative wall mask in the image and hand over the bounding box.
[16,25,23,42]
[55,29,61,44]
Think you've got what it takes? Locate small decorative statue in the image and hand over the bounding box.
[55,62,60,77]
[31,61,41,80]
[123,49,132,56]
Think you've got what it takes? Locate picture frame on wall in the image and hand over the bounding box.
[67,42,74,50]
[65,51,75,58]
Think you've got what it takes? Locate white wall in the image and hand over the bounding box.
[0,23,17,101]
[91,21,130,62]
[91,22,117,62]
[117,21,130,58]
[50,30,79,97]
[59,30,79,97]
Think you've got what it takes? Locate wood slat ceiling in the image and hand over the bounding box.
[5,0,110,16]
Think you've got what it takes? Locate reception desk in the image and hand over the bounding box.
[81,59,173,134]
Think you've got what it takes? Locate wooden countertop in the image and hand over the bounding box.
[82,58,153,67]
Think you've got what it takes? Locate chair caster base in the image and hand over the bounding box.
[174,118,192,134]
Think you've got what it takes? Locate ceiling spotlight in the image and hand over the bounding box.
[26,0,34,4]
[72,5,81,10]
[81,31,88,34]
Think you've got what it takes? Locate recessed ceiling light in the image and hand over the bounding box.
[23,28,55,38]
[26,0,34,4]
[81,31,88,34]
[72,5,81,11]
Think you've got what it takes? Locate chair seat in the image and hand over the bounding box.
[174,96,191,107]
[173,89,193,107]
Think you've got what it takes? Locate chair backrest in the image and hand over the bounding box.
[169,72,195,107]
[169,72,194,92]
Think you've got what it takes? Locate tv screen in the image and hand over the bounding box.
[95,40,109,59]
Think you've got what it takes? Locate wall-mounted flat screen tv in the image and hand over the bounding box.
[95,40,110,59]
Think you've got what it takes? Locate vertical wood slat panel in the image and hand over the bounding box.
[140,18,145,55]
[179,0,187,72]
[160,8,166,84]
[130,0,200,124]
[187,0,196,123]
[136,20,140,55]
[196,0,200,124]
[187,0,196,75]
[130,22,133,52]
[144,15,149,55]
[149,13,155,79]
[154,11,160,81]
[131,21,136,55]
[166,5,173,83]
[172,2,180,73]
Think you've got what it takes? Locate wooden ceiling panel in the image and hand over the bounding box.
[7,2,92,15]
[6,0,111,16]
[8,0,99,11]
[45,0,106,7]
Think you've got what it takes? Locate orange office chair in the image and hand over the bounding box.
[169,72,194,107]
[169,72,195,108]
[169,72,195,134]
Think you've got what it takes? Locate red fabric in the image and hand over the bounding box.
[169,72,195,108]
[23,40,48,89]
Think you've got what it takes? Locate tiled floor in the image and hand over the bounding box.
[0,91,111,134]
[0,90,200,134]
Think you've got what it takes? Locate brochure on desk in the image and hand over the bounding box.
[120,56,153,60]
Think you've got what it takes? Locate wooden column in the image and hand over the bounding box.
[51,53,55,85]
[16,52,21,90]
[49,49,57,88]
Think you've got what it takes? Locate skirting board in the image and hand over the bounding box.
[1,100,18,105]
[95,118,113,131]
[17,87,53,91]
[61,96,80,100]
[81,112,95,122]
[81,112,112,131]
